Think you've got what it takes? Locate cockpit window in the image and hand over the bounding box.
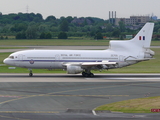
[9,56,14,59]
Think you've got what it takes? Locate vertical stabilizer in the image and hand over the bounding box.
[132,23,154,48]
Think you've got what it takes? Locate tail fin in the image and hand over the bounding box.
[109,22,154,52]
[131,22,154,48]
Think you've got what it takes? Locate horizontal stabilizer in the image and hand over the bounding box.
[63,61,117,67]
[125,58,155,62]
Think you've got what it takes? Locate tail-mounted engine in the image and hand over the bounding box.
[144,48,155,58]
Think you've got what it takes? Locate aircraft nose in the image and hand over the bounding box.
[3,58,7,64]
[3,58,13,65]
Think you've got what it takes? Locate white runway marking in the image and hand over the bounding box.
[86,77,160,82]
[92,110,97,116]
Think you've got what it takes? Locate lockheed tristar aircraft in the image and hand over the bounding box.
[3,22,154,77]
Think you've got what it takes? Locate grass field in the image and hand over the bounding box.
[95,96,160,113]
[0,47,27,49]
[0,39,109,46]
[0,48,159,73]
[0,39,160,46]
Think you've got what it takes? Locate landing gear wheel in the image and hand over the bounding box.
[29,69,33,77]
[89,73,94,77]
[84,73,89,77]
[29,73,33,77]
[82,72,86,77]
[82,72,94,77]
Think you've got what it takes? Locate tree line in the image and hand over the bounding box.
[0,12,160,40]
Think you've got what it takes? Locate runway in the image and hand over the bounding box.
[0,73,160,82]
[0,74,160,120]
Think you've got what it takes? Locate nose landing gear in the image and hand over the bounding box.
[29,69,33,77]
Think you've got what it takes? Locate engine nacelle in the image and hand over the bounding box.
[144,53,152,58]
[144,49,155,58]
[67,65,83,74]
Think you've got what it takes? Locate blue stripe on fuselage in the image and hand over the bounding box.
[15,60,103,62]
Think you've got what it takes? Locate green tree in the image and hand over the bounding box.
[16,33,22,39]
[0,36,4,39]
[45,33,52,39]
[33,13,43,22]
[89,31,95,37]
[16,32,26,39]
[11,23,28,32]
[112,28,120,37]
[59,19,69,32]
[95,32,103,39]
[119,21,125,32]
[106,23,113,32]
[66,16,74,23]
[40,32,52,39]
[58,32,68,39]
[40,32,46,39]
[26,25,38,39]
[45,16,56,22]
[5,36,8,39]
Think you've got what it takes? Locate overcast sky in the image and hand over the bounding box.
[0,0,159,19]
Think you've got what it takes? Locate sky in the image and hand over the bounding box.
[0,0,160,20]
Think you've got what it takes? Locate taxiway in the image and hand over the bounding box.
[0,74,160,120]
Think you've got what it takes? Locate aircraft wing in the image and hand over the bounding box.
[81,61,116,66]
[63,61,117,68]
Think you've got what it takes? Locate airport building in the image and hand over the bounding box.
[109,11,153,26]
[115,16,152,26]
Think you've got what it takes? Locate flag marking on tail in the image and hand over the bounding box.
[143,36,145,40]
[139,36,145,40]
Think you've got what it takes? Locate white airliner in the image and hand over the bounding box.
[3,22,154,77]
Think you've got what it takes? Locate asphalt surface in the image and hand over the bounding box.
[0,74,160,120]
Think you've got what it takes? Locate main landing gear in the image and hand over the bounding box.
[29,69,33,77]
[82,71,94,77]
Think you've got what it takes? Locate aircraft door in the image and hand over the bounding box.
[15,54,24,66]
[18,54,24,61]
[55,54,60,62]
[54,54,61,68]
